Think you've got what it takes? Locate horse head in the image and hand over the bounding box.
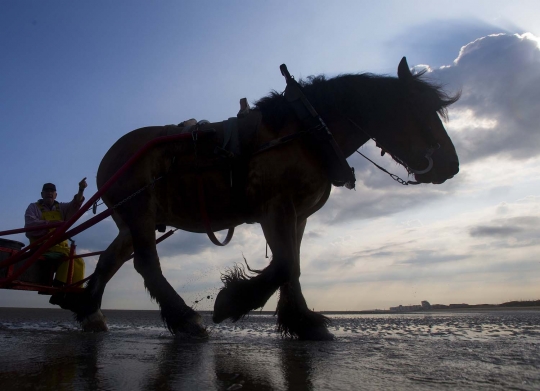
[368,57,460,184]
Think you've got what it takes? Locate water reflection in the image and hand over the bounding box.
[279,342,313,391]
[132,333,330,390]
[143,338,212,390]
[212,339,317,391]
[213,343,279,390]
[0,332,108,391]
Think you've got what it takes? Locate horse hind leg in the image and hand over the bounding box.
[130,221,207,338]
[276,218,334,340]
[59,225,134,331]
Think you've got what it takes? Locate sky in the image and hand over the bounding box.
[1,1,539,312]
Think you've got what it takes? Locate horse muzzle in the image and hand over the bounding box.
[414,158,459,184]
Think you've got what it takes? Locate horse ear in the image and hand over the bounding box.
[397,57,413,81]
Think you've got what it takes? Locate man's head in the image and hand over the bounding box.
[41,183,57,206]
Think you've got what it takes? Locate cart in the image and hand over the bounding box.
[0,128,218,295]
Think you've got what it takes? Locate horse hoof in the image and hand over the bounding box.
[174,318,208,339]
[212,289,229,323]
[213,280,261,323]
[81,310,108,332]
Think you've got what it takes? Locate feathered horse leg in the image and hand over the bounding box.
[52,223,133,331]
[109,194,206,338]
[276,218,334,340]
[130,217,207,338]
[213,198,297,323]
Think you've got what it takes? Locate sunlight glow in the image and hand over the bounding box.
[519,32,540,48]
[448,109,498,132]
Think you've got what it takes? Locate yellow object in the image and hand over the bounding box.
[30,202,85,283]
[55,256,85,283]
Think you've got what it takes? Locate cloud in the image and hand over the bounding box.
[157,230,217,257]
[470,225,523,237]
[396,250,469,266]
[321,187,441,224]
[387,19,512,68]
[300,195,540,297]
[469,216,540,247]
[73,214,118,252]
[431,33,540,163]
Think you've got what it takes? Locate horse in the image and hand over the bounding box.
[59,57,459,340]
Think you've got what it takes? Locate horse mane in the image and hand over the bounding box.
[254,71,460,130]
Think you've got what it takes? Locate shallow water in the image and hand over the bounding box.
[0,308,539,390]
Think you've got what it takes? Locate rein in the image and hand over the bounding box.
[354,150,419,186]
[347,118,440,186]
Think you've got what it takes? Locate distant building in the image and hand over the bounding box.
[389,304,423,312]
[388,301,434,312]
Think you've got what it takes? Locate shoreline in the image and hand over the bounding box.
[320,306,540,315]
[2,306,540,315]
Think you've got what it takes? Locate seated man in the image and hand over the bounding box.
[24,179,87,288]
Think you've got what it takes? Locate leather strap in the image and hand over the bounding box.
[280,64,356,189]
[197,177,234,246]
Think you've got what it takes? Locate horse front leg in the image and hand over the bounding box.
[130,221,207,338]
[213,198,298,323]
[276,218,334,340]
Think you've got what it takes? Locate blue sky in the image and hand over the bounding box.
[1,1,539,311]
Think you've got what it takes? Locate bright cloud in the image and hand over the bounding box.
[433,33,540,163]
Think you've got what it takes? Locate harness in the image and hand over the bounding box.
[347,118,438,186]
[197,65,357,245]
[272,65,442,188]
[278,64,356,190]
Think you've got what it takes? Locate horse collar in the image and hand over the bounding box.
[279,64,356,189]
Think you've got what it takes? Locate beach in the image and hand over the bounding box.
[0,308,539,390]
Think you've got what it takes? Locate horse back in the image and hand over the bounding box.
[96,113,264,225]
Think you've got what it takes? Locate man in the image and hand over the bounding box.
[24,178,87,288]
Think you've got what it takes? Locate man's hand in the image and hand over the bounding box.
[79,177,87,192]
[75,177,87,203]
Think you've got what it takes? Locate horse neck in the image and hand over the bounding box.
[326,117,371,158]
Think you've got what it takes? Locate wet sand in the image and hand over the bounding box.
[0,308,539,390]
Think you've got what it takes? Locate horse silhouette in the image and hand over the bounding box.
[61,58,459,340]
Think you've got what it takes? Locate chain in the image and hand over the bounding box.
[355,151,419,186]
[112,176,163,209]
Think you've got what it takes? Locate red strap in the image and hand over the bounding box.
[197,177,234,246]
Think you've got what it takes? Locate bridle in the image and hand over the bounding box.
[347,117,440,186]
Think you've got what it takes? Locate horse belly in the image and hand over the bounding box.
[157,169,246,234]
